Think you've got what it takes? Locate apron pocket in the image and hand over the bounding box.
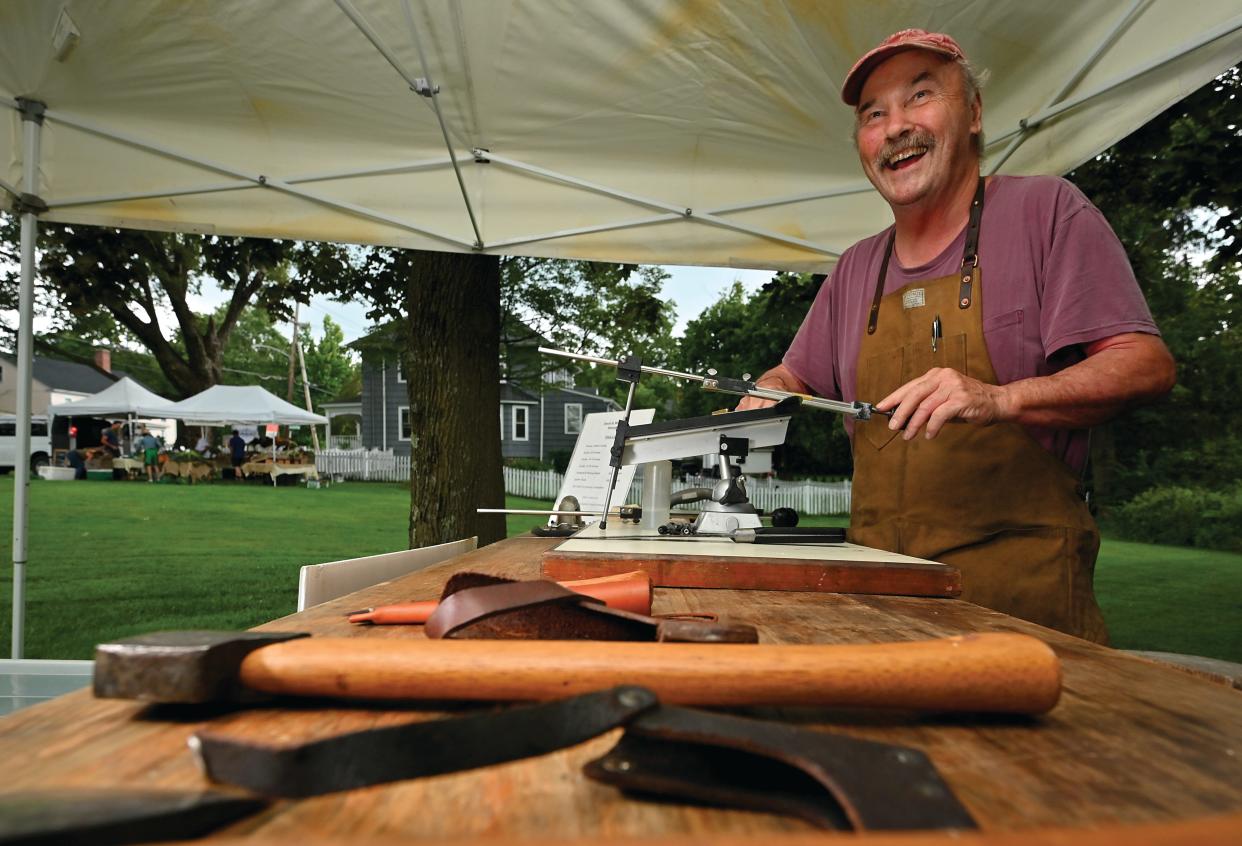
[858,347,904,451]
[903,333,968,383]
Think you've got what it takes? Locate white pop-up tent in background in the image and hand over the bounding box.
[2,1,1240,655]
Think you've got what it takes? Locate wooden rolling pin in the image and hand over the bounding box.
[239,632,1062,714]
[348,571,654,624]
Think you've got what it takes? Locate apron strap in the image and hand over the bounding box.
[867,176,987,333]
[958,176,986,309]
[867,232,895,335]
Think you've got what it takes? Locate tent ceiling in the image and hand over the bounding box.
[2,0,1240,271]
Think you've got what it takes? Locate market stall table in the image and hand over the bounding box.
[111,457,144,477]
[241,460,319,484]
[1,535,1239,842]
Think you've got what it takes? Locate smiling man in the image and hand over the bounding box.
[740,30,1175,642]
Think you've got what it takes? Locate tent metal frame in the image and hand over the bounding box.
[3,3,1241,656]
[10,97,43,658]
[4,10,1238,261]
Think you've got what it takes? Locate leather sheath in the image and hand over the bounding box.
[584,706,977,831]
[424,573,758,643]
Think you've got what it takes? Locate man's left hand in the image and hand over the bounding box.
[876,367,1011,440]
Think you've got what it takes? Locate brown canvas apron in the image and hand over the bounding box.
[850,178,1108,643]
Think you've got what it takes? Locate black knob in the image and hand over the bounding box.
[770,507,799,528]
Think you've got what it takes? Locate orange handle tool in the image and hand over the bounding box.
[240,632,1062,714]
[348,570,654,624]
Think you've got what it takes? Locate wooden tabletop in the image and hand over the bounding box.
[1,535,1240,842]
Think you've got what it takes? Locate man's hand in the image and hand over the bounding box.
[735,363,811,411]
[876,332,1176,440]
[876,368,1011,440]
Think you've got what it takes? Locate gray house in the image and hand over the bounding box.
[499,380,619,461]
[345,325,618,461]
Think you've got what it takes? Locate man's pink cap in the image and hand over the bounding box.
[841,29,965,106]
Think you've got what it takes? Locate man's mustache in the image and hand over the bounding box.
[875,132,936,169]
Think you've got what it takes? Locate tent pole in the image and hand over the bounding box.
[50,155,454,211]
[987,0,1150,176]
[987,12,1242,152]
[11,98,46,659]
[15,102,471,249]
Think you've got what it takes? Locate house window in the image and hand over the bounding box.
[398,406,412,441]
[564,403,583,435]
[511,406,528,441]
[498,407,504,440]
[395,359,405,383]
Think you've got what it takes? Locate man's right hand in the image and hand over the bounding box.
[735,363,811,411]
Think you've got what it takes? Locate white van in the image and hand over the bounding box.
[0,416,52,473]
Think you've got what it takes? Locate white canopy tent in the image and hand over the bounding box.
[45,376,176,420]
[2,1,1240,655]
[164,385,328,427]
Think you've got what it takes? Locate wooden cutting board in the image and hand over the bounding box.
[540,524,961,597]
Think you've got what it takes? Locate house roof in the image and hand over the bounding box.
[498,381,620,410]
[2,353,119,395]
[499,382,539,403]
[556,386,621,409]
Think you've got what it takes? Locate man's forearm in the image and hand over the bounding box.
[880,332,1176,439]
[998,333,1176,429]
[736,363,812,410]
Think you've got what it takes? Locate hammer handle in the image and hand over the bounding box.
[238,632,1061,714]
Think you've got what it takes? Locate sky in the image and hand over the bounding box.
[0,258,779,354]
[182,263,780,347]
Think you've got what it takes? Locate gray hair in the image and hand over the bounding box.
[959,57,989,156]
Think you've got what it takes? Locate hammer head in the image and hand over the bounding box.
[94,630,309,704]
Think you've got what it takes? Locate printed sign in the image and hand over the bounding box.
[552,408,656,523]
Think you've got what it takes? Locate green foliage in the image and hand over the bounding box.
[507,262,681,410]
[547,449,573,475]
[1069,66,1242,505]
[299,316,358,407]
[2,221,353,397]
[672,274,852,476]
[1105,484,1242,552]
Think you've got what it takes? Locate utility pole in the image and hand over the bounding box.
[286,302,299,402]
[296,331,322,452]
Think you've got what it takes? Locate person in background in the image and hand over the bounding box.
[66,448,87,480]
[139,427,161,482]
[228,428,247,481]
[100,421,123,458]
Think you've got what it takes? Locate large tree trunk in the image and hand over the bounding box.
[402,250,507,548]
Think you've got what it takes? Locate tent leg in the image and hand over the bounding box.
[11,99,45,659]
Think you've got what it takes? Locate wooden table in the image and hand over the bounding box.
[1,535,1240,843]
[241,461,319,484]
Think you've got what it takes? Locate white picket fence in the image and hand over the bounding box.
[316,449,411,482]
[316,452,852,515]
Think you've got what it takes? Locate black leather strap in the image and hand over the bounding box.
[958,176,986,309]
[867,175,987,332]
[866,231,895,335]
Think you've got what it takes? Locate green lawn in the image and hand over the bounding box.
[0,477,1237,662]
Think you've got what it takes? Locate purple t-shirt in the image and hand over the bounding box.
[783,175,1158,473]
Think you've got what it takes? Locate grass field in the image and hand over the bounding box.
[0,476,1237,662]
